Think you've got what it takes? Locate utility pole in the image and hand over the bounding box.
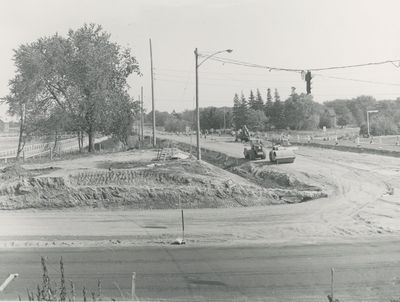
[194,48,201,160]
[367,110,379,137]
[305,71,312,95]
[150,39,156,147]
[194,48,232,160]
[223,107,226,133]
[137,94,141,147]
[141,86,144,141]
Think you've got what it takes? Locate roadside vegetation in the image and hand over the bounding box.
[24,257,107,301]
[1,23,141,159]
[147,90,400,137]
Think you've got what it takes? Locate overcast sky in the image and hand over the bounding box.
[1,0,400,120]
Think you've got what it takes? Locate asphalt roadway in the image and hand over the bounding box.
[2,241,400,301]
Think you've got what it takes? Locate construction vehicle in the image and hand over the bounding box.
[244,139,266,160]
[269,144,296,164]
[235,125,250,142]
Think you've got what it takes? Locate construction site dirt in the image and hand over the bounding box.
[2,136,400,301]
[0,135,399,249]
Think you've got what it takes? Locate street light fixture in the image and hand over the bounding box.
[367,110,379,137]
[194,48,233,160]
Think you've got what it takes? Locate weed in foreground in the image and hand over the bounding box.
[23,257,114,301]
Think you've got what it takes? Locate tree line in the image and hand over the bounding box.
[325,96,400,136]
[1,24,141,158]
[152,91,400,136]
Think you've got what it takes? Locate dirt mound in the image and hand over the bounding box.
[0,163,30,181]
[159,140,328,203]
[0,159,283,210]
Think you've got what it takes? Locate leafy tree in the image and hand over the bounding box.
[103,95,139,147]
[283,92,321,130]
[146,110,171,127]
[3,23,140,154]
[199,107,231,130]
[347,95,376,126]
[164,117,189,132]
[247,109,267,131]
[369,114,399,135]
[319,109,334,129]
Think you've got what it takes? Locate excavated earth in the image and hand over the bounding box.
[0,149,327,210]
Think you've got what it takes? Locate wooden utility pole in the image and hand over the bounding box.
[194,48,201,160]
[137,94,141,147]
[223,107,226,133]
[141,86,144,141]
[149,39,156,147]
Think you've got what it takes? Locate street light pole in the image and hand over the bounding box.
[367,110,379,137]
[195,48,200,160]
[194,48,232,160]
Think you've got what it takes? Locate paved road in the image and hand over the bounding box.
[2,242,400,301]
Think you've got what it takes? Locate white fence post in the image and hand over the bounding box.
[131,272,136,300]
[331,268,334,301]
[0,273,18,292]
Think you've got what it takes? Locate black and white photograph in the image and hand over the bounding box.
[1,0,400,301]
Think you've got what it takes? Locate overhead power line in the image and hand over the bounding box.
[202,55,400,72]
[314,74,400,87]
[155,71,400,88]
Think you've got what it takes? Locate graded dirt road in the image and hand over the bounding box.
[158,133,400,240]
[2,242,400,301]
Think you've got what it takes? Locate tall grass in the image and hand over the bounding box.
[24,257,110,301]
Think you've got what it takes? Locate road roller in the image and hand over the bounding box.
[269,145,296,164]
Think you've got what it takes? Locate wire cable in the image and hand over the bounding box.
[203,55,400,73]
[314,73,400,87]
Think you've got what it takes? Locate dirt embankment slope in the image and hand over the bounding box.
[0,147,327,210]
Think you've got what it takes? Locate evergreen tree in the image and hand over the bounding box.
[254,89,264,111]
[267,88,273,103]
[232,93,241,130]
[240,92,249,127]
[248,90,257,110]
[264,88,273,129]
[271,89,285,129]
[274,88,281,102]
[233,93,249,130]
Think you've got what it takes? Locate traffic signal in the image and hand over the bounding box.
[305,71,312,94]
